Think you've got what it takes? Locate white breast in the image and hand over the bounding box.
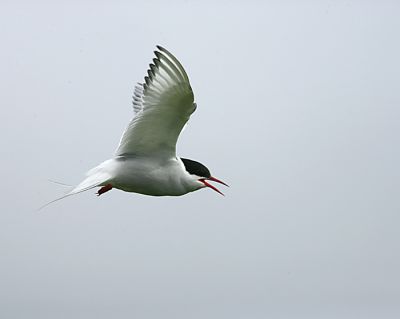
[110,156,201,196]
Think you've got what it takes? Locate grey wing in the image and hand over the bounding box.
[115,46,196,158]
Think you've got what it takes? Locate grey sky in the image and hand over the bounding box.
[1,1,400,318]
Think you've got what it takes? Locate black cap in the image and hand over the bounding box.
[180,158,211,178]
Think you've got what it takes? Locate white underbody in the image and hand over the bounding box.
[90,156,203,196]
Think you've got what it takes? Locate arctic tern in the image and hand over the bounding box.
[43,46,228,208]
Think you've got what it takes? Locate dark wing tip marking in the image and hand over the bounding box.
[154,51,162,60]
[147,69,155,79]
[149,63,157,71]
[135,46,192,109]
[153,58,160,66]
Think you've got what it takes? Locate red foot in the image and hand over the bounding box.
[97,184,113,196]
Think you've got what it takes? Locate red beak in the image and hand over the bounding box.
[200,176,229,196]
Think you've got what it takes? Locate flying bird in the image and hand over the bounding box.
[44,46,227,207]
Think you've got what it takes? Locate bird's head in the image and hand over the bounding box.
[180,158,228,195]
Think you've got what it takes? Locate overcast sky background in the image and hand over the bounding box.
[1,1,399,318]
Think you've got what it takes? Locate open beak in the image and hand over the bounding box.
[200,176,229,196]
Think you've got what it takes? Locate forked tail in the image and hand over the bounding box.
[38,171,111,211]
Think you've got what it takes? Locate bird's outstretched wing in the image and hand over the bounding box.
[115,46,196,158]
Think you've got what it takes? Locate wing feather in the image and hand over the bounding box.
[157,46,190,83]
[116,46,196,157]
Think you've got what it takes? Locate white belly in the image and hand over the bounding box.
[109,156,196,196]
